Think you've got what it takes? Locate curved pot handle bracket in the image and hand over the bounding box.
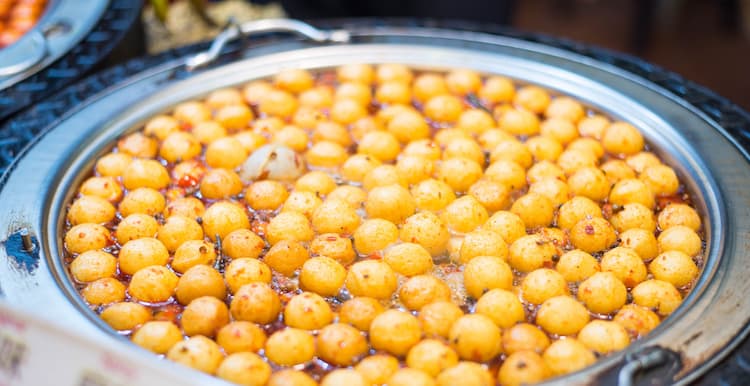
[184,18,351,71]
[0,30,48,77]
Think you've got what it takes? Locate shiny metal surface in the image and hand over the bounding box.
[0,25,748,385]
[0,0,109,89]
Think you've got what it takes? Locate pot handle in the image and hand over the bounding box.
[0,29,48,77]
[184,18,351,71]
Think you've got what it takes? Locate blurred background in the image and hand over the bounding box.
[143,0,750,109]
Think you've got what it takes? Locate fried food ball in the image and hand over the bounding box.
[567,167,610,201]
[217,352,271,386]
[216,321,267,354]
[201,138,247,170]
[556,249,600,282]
[498,351,551,386]
[411,179,456,212]
[341,154,381,183]
[306,140,349,167]
[274,68,314,93]
[96,153,132,177]
[122,159,170,190]
[165,196,205,219]
[119,237,169,275]
[475,289,524,329]
[619,228,658,261]
[406,339,459,377]
[242,80,273,104]
[468,179,510,212]
[258,89,298,118]
[601,247,648,288]
[376,81,412,105]
[419,301,464,338]
[285,292,333,330]
[326,186,366,210]
[132,321,182,354]
[609,178,655,209]
[542,338,596,376]
[321,369,367,386]
[234,130,268,153]
[477,75,513,103]
[436,157,483,193]
[458,229,509,264]
[384,243,434,277]
[568,137,605,160]
[369,309,422,357]
[200,169,244,200]
[230,283,281,324]
[556,196,602,231]
[449,314,502,362]
[483,211,525,245]
[576,114,608,139]
[175,264,227,305]
[273,125,308,152]
[510,193,554,229]
[529,178,570,207]
[267,370,317,386]
[352,218,399,256]
[355,354,399,385]
[128,265,178,303]
[312,199,361,234]
[521,268,569,305]
[463,256,513,299]
[402,139,442,161]
[100,302,152,331]
[65,223,110,254]
[649,250,699,287]
[346,260,398,300]
[388,368,436,386]
[490,140,534,169]
[336,82,372,106]
[514,85,551,114]
[144,114,180,139]
[399,275,451,311]
[357,130,401,162]
[578,320,630,354]
[119,188,165,218]
[114,214,157,244]
[338,63,374,84]
[413,73,449,102]
[456,109,495,135]
[540,117,579,145]
[181,296,230,337]
[602,121,644,155]
[556,148,598,176]
[610,202,657,233]
[159,132,201,163]
[167,335,223,374]
[443,137,484,166]
[282,191,323,218]
[117,132,158,158]
[508,234,558,273]
[479,129,515,152]
[658,225,702,257]
[202,201,250,241]
[577,272,627,314]
[173,101,211,125]
[441,196,489,234]
[331,98,368,124]
[626,152,662,174]
[396,155,434,185]
[316,323,368,366]
[613,304,660,337]
[362,164,407,190]
[658,203,701,231]
[299,256,346,296]
[171,240,216,274]
[310,233,355,265]
[68,195,116,225]
[265,211,313,245]
[632,279,683,316]
[499,108,541,136]
[338,297,383,332]
[639,164,679,196]
[526,135,563,162]
[220,229,264,260]
[502,323,551,355]
[600,159,637,184]
[437,362,493,386]
[424,94,464,123]
[156,215,203,252]
[536,296,589,335]
[569,217,617,254]
[80,176,122,203]
[264,240,309,277]
[365,184,416,224]
[224,258,271,294]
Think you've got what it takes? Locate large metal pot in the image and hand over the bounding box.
[0,19,749,385]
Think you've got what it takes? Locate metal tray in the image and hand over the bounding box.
[1,19,749,385]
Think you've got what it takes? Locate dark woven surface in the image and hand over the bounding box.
[0,19,748,384]
[0,0,143,122]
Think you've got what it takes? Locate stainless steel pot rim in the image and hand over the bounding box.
[0,23,748,385]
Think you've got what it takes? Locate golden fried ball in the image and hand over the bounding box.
[159,132,201,163]
[118,237,169,275]
[376,81,412,104]
[526,135,563,162]
[68,195,116,225]
[353,218,399,256]
[403,139,442,160]
[267,370,317,386]
[536,296,589,335]
[567,167,610,201]
[167,335,224,374]
[258,89,298,118]
[358,130,401,162]
[556,148,598,176]
[389,368,436,386]
[299,256,346,296]
[475,289,525,329]
[478,129,515,152]
[132,321,182,354]
[602,121,644,155]
[283,191,323,218]
[578,320,630,354]
[220,229,263,260]
[356,354,400,385]
[204,137,247,169]
[601,247,648,288]
[569,217,617,254]
[449,314,502,362]
[406,339,459,377]
[313,199,362,234]
[336,82,372,106]
[331,98,368,124]
[640,164,680,197]
[242,80,273,104]
[265,328,316,366]
[362,164,407,190]
[216,321,267,355]
[514,85,550,114]
[114,214,158,245]
[613,304,660,337]
[340,297,384,331]
[463,256,513,299]
[341,154,381,183]
[424,94,464,123]
[458,229,509,264]
[649,250,699,287]
[542,338,596,376]
[619,228,658,261]
[165,196,205,219]
[502,323,551,355]
[175,264,227,305]
[181,296,230,337]
[443,137,484,166]
[436,157,483,193]
[521,268,569,305]
[510,193,554,229]
[556,249,600,282]
[264,240,309,277]
[437,362,493,386]
[369,309,422,357]
[230,283,281,324]
[95,153,132,177]
[118,132,158,158]
[385,243,434,277]
[308,234,354,265]
[285,291,334,330]
[376,63,413,84]
[224,258,272,294]
[273,125,308,152]
[80,176,122,203]
[499,108,540,136]
[144,114,180,140]
[556,196,601,231]
[576,114,608,139]
[265,211,314,245]
[442,195,489,234]
[498,351,551,386]
[413,73,449,102]
[321,369,367,386]
[346,260,398,299]
[202,201,250,241]
[609,178,655,209]
[337,63,374,84]
[234,131,268,153]
[577,272,627,314]
[411,179,457,212]
[658,203,701,231]
[326,185,367,210]
[171,240,217,274]
[468,179,510,212]
[396,155,434,185]
[122,159,170,190]
[540,117,579,145]
[119,188,166,217]
[399,274,451,311]
[528,178,570,207]
[483,211,526,244]
[128,265,178,303]
[631,279,683,316]
[419,301,464,338]
[490,139,534,169]
[457,109,495,135]
[508,234,558,273]
[610,203,657,233]
[365,184,416,224]
[100,302,151,331]
[157,215,203,252]
[626,152,662,174]
[444,69,480,95]
[217,352,271,386]
[600,159,636,184]
[313,121,352,146]
[305,140,348,167]
[65,223,110,254]
[317,323,369,366]
[274,68,314,93]
[657,225,702,257]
